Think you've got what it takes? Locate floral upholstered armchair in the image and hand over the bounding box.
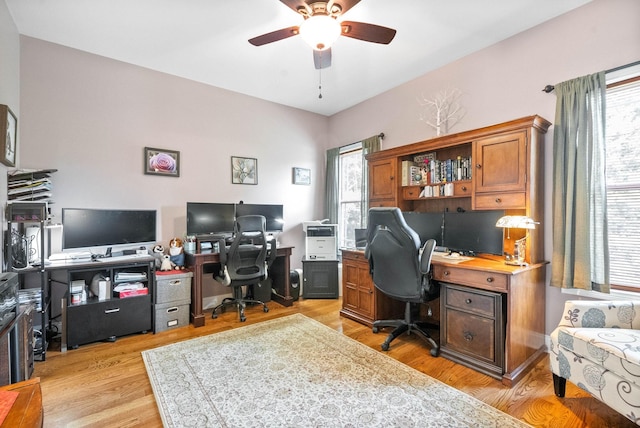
[549,300,640,425]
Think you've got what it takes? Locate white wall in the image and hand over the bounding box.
[328,0,640,333]
[18,37,330,273]
[0,0,21,265]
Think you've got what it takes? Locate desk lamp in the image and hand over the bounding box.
[495,216,538,266]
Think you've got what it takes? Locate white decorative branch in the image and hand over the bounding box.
[418,88,465,136]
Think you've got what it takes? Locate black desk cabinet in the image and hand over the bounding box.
[302,259,339,299]
[66,295,151,348]
[56,258,154,350]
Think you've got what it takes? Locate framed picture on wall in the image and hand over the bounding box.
[292,167,311,185]
[0,104,17,167]
[144,147,180,177]
[231,156,257,185]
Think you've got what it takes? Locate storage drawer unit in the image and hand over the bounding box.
[65,295,152,349]
[155,302,190,333]
[155,272,192,305]
[440,283,505,379]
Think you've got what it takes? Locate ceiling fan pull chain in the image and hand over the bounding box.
[318,66,323,99]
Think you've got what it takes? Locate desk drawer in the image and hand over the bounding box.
[445,309,496,361]
[445,286,496,318]
[433,265,508,291]
[474,192,526,209]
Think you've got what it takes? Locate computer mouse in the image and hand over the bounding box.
[449,252,461,258]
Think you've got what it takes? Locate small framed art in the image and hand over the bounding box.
[145,147,180,177]
[232,156,257,185]
[293,167,311,185]
[0,104,17,167]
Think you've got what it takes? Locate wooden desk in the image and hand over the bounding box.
[432,253,546,387]
[0,377,43,427]
[341,249,546,387]
[185,246,293,327]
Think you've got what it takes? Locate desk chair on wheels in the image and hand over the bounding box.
[365,207,440,356]
[211,215,277,322]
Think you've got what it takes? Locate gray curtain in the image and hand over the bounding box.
[324,147,340,223]
[551,72,609,292]
[360,135,381,226]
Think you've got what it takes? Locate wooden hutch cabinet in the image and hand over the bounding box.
[358,115,551,386]
[368,158,399,208]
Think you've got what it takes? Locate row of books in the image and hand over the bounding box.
[402,156,472,186]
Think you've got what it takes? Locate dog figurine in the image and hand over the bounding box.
[168,237,185,270]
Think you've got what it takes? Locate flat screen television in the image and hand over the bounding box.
[186,202,236,236]
[62,208,156,251]
[235,203,284,232]
[402,211,444,245]
[443,210,504,256]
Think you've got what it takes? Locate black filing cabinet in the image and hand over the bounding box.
[302,259,339,299]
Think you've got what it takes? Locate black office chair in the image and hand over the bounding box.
[365,207,440,356]
[212,215,277,322]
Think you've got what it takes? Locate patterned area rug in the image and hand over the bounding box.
[142,314,529,427]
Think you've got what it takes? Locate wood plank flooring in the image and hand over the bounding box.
[35,298,635,427]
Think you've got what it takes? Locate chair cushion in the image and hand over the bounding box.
[552,327,640,387]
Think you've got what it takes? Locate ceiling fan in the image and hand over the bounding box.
[249,0,396,69]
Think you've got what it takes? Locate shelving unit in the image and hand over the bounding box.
[5,169,57,361]
[6,202,50,361]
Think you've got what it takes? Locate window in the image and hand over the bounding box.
[338,143,364,249]
[605,72,640,291]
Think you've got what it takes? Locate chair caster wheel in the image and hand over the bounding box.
[381,343,390,351]
[240,316,246,322]
[263,306,269,313]
[430,348,439,357]
[372,327,379,333]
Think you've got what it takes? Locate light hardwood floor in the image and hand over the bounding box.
[35,298,634,427]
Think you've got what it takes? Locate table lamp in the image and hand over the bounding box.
[495,215,538,265]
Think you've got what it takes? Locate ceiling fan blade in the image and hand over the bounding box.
[340,21,396,44]
[313,48,332,69]
[248,26,300,46]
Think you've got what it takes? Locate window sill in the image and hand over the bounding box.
[561,288,639,300]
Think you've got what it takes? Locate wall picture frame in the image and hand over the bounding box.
[293,167,311,185]
[231,156,257,185]
[0,104,17,167]
[144,147,180,177]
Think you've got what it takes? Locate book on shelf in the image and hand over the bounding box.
[401,161,414,186]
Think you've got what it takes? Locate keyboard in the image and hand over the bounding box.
[49,251,93,261]
[96,254,148,263]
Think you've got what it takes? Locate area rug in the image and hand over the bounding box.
[142,313,529,427]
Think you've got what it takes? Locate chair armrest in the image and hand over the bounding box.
[557,300,640,329]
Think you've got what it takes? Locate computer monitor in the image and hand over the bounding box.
[401,211,444,245]
[443,210,504,256]
[235,203,284,232]
[186,202,236,236]
[62,208,156,251]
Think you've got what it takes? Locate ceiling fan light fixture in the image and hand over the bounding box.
[299,15,341,51]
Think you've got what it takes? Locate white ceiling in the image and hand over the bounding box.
[6,0,591,116]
